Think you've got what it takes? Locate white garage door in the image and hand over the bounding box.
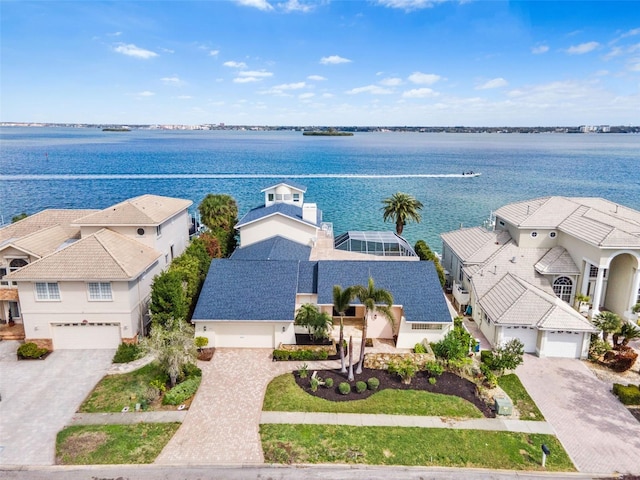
[213,322,274,348]
[544,331,583,358]
[501,326,538,353]
[53,323,121,350]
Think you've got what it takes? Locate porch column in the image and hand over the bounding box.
[629,267,640,311]
[591,266,606,316]
[581,261,591,296]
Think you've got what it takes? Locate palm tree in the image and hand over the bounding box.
[348,336,355,381]
[352,277,394,374]
[619,322,640,347]
[333,285,354,373]
[381,192,423,236]
[198,193,238,231]
[295,303,333,342]
[593,311,622,344]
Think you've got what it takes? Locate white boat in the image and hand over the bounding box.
[461,172,481,177]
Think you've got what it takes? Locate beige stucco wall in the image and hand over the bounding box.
[396,319,449,349]
[239,216,318,248]
[606,253,637,314]
[16,280,137,341]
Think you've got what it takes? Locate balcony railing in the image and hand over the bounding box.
[452,281,470,306]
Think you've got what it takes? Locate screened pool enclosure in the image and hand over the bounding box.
[334,231,417,257]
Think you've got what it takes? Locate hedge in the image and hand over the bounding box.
[163,376,201,405]
[17,342,49,359]
[113,343,143,363]
[612,383,640,405]
[272,349,329,361]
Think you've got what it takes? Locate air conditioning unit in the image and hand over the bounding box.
[495,397,513,416]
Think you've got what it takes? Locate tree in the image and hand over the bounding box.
[150,270,188,327]
[347,336,355,382]
[11,213,28,223]
[352,277,394,374]
[381,192,423,236]
[198,194,238,257]
[432,326,472,364]
[142,320,198,387]
[491,338,525,374]
[333,285,354,373]
[294,303,333,342]
[593,311,622,343]
[617,322,640,347]
[414,240,446,287]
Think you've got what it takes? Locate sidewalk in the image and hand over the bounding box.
[68,411,186,426]
[260,411,554,434]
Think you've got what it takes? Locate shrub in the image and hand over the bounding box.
[480,363,498,388]
[432,326,472,363]
[162,376,201,405]
[298,363,309,378]
[609,348,638,373]
[388,358,418,385]
[612,383,640,405]
[480,350,494,366]
[149,378,167,393]
[338,382,351,395]
[414,343,427,354]
[17,342,48,359]
[491,339,525,374]
[355,381,367,393]
[112,343,142,363]
[367,377,380,390]
[310,375,321,392]
[324,377,334,388]
[195,336,209,349]
[272,349,329,361]
[589,336,612,360]
[181,363,202,380]
[428,377,437,385]
[424,361,444,377]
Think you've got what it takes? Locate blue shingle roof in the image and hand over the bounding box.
[297,261,318,293]
[316,261,451,323]
[261,180,307,193]
[230,236,311,261]
[192,260,299,321]
[236,203,321,228]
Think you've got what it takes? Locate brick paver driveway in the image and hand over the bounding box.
[516,354,640,474]
[155,349,293,465]
[0,342,114,465]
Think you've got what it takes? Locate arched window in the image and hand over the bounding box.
[9,258,28,271]
[553,276,573,303]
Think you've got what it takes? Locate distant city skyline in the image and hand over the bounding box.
[1,1,639,126]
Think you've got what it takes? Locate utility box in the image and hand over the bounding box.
[495,397,513,416]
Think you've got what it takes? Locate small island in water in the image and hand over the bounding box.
[102,127,131,132]
[303,129,353,136]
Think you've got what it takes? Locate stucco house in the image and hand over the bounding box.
[192,181,452,349]
[441,196,640,359]
[2,194,192,349]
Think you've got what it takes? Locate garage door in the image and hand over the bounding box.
[213,322,274,348]
[544,331,583,358]
[53,323,121,350]
[501,326,538,353]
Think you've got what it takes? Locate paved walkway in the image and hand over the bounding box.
[260,411,554,434]
[516,354,640,475]
[68,411,186,426]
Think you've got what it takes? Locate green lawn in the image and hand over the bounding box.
[79,362,167,413]
[56,423,180,464]
[263,373,483,418]
[261,424,574,471]
[498,374,545,421]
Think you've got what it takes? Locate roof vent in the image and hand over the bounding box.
[510,256,516,263]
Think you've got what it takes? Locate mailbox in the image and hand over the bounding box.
[542,444,550,456]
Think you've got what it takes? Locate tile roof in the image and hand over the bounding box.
[0,209,97,246]
[534,247,580,275]
[3,225,80,258]
[192,260,300,321]
[236,203,321,229]
[316,261,451,323]
[261,180,307,193]
[0,289,19,301]
[73,194,192,226]
[7,229,161,281]
[297,261,318,294]
[230,236,311,261]
[441,227,511,263]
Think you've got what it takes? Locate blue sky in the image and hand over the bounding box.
[1,0,638,126]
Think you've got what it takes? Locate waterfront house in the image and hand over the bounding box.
[441,196,640,358]
[2,194,192,349]
[192,182,452,349]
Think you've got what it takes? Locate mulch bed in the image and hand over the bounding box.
[197,348,215,361]
[294,367,495,418]
[294,334,333,346]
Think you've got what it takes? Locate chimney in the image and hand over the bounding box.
[302,203,318,225]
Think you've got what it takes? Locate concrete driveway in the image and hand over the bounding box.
[0,341,114,465]
[516,354,640,475]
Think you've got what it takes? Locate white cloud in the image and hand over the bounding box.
[476,78,508,90]
[160,48,174,54]
[113,43,158,59]
[274,82,306,89]
[320,55,352,65]
[307,75,327,81]
[402,88,438,98]
[408,72,441,85]
[299,92,315,99]
[161,76,185,86]
[107,31,122,37]
[209,50,220,57]
[281,0,314,12]
[322,93,334,98]
[566,41,600,55]
[629,59,640,72]
[380,77,403,86]
[531,45,549,54]
[238,70,273,78]
[233,77,260,83]
[176,95,193,100]
[137,91,155,97]
[346,85,393,95]
[376,0,447,11]
[224,61,248,68]
[234,0,274,11]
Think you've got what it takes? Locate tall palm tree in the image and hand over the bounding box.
[381,192,423,236]
[333,285,354,373]
[198,193,238,231]
[352,277,394,374]
[295,303,332,342]
[593,311,622,344]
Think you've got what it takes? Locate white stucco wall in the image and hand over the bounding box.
[239,216,318,248]
[193,320,295,348]
[396,319,450,349]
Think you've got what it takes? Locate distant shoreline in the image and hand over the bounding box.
[302,131,354,136]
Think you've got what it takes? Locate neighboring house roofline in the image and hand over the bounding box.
[260,180,307,193]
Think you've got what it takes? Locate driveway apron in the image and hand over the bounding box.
[155,349,293,465]
[516,354,640,474]
[0,346,115,465]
